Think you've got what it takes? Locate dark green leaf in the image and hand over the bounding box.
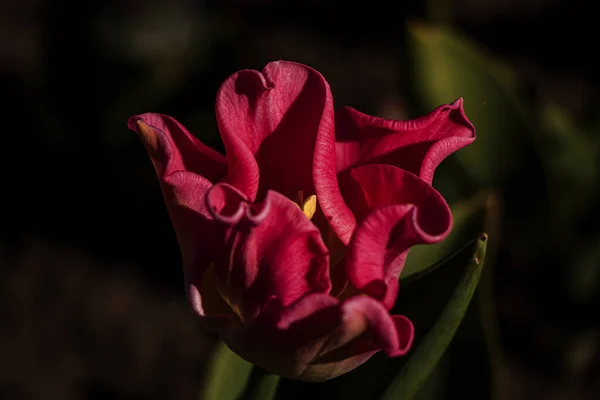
[380,235,488,400]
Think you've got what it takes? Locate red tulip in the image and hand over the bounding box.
[128,61,475,381]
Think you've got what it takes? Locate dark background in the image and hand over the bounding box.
[1,0,599,399]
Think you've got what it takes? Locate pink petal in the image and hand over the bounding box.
[219,293,413,381]
[127,115,228,317]
[306,296,414,372]
[317,100,472,246]
[219,293,342,380]
[345,165,452,309]
[207,184,331,324]
[295,295,413,380]
[312,85,355,246]
[334,296,414,358]
[128,113,227,182]
[335,98,475,183]
[216,61,334,201]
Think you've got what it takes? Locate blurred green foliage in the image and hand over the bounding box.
[408,23,532,188]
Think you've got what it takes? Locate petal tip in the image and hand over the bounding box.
[127,116,165,161]
[447,97,476,138]
[126,115,141,131]
[450,97,464,107]
[385,315,414,357]
[409,202,452,244]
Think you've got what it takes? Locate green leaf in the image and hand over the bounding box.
[198,341,253,400]
[380,235,488,400]
[239,366,280,400]
[401,191,492,282]
[407,23,534,186]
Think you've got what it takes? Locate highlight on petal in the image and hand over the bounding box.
[298,295,414,380]
[216,61,334,201]
[335,98,476,183]
[336,296,413,358]
[128,113,227,183]
[344,165,452,309]
[219,293,413,381]
[210,187,332,324]
[127,114,229,320]
[312,71,356,246]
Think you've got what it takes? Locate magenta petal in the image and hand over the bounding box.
[210,186,331,324]
[127,113,227,183]
[220,293,413,381]
[388,315,415,357]
[345,165,452,309]
[319,100,472,245]
[219,293,341,380]
[336,296,414,357]
[216,61,334,201]
[312,86,356,246]
[335,98,475,183]
[127,115,231,318]
[300,295,413,379]
[309,295,414,365]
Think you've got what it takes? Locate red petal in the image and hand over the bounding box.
[306,296,414,369]
[294,295,413,379]
[208,185,331,324]
[128,113,227,183]
[127,115,229,317]
[335,98,475,183]
[219,293,413,381]
[312,85,355,246]
[218,293,341,380]
[216,61,333,201]
[345,165,452,309]
[335,296,413,358]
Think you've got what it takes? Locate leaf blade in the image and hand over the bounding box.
[381,235,488,400]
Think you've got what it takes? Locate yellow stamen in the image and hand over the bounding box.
[301,195,317,219]
[294,191,317,219]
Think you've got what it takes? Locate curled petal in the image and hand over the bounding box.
[216,61,333,201]
[127,115,229,318]
[128,113,227,182]
[335,98,475,183]
[318,100,472,245]
[333,296,413,358]
[205,182,249,225]
[345,165,452,309]
[211,188,331,324]
[219,293,340,380]
[220,293,413,381]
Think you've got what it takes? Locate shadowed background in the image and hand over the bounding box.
[1,0,599,399]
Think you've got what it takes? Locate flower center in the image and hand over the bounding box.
[295,190,317,220]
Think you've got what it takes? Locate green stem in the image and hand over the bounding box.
[239,366,280,400]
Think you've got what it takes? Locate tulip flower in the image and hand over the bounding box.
[128,61,475,381]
